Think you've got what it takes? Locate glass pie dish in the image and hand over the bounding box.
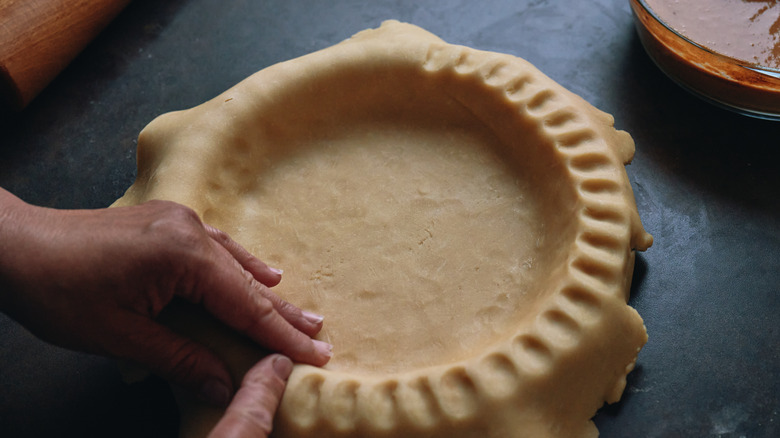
[630,0,780,120]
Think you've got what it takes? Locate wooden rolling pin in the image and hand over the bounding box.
[0,0,132,110]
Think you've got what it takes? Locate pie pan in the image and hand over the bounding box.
[630,0,780,120]
[114,20,652,438]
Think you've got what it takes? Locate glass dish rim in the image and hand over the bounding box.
[633,0,780,78]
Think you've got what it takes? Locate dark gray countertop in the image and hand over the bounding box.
[1,0,778,436]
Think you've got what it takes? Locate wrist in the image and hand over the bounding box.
[0,187,31,224]
[0,188,38,313]
[0,187,34,246]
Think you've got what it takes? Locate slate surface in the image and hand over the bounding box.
[1,1,778,436]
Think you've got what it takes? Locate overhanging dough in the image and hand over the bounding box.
[114,20,652,438]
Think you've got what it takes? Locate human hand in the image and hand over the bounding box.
[0,191,331,406]
[208,354,293,438]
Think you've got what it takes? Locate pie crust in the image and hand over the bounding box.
[114,20,653,438]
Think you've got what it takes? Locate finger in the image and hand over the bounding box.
[203,227,325,338]
[208,355,293,438]
[203,224,282,287]
[112,315,235,407]
[195,254,333,367]
[242,272,324,338]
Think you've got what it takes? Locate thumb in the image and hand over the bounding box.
[114,316,235,407]
[208,354,293,438]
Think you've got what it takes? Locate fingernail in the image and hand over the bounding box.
[269,266,284,275]
[313,339,333,359]
[199,379,231,407]
[272,355,294,380]
[302,310,324,325]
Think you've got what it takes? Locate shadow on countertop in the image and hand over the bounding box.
[615,31,780,218]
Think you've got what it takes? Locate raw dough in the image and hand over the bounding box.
[114,20,652,438]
